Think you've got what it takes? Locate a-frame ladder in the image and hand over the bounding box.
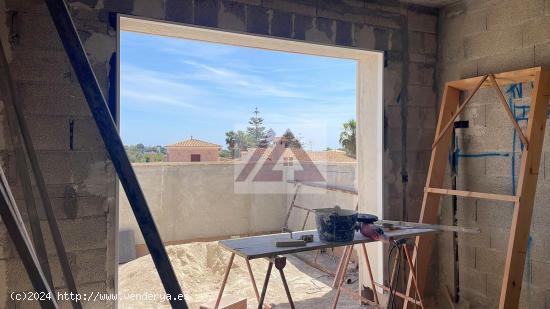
[403,67,550,309]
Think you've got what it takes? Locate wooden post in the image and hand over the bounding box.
[404,84,460,307]
[499,68,550,308]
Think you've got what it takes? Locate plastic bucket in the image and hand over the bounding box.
[315,207,358,242]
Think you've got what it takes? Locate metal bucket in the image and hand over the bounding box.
[315,206,357,242]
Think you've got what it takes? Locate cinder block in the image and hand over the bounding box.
[464,27,522,60]
[486,0,543,30]
[74,117,105,152]
[17,81,90,117]
[15,12,63,50]
[37,150,108,187]
[75,248,107,285]
[478,46,535,76]
[335,20,352,46]
[262,0,316,16]
[460,127,514,153]
[477,200,514,228]
[475,247,505,274]
[488,227,510,251]
[457,198,477,225]
[406,150,431,173]
[485,272,504,302]
[423,33,437,55]
[195,0,218,27]
[535,41,550,68]
[407,85,436,107]
[292,14,314,40]
[10,48,72,84]
[26,115,70,151]
[458,229,490,249]
[165,0,194,23]
[42,217,107,253]
[460,286,493,308]
[364,11,402,29]
[459,266,487,296]
[270,10,292,38]
[532,260,550,289]
[103,0,133,13]
[486,156,514,178]
[132,0,165,19]
[525,17,550,46]
[317,1,365,24]
[218,0,246,32]
[407,11,436,34]
[304,17,334,44]
[354,23,375,49]
[408,31,424,54]
[246,5,269,35]
[406,128,433,151]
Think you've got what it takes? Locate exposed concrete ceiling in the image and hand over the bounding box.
[399,0,459,8]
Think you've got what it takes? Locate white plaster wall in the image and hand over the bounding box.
[119,162,287,244]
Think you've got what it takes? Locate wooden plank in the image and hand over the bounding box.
[404,84,461,308]
[425,187,518,202]
[489,74,529,148]
[499,68,550,308]
[432,75,488,148]
[446,67,541,90]
[378,219,480,234]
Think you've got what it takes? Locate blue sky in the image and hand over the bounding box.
[120,31,356,151]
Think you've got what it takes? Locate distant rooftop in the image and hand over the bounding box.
[166,138,220,148]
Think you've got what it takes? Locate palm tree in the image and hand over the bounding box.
[339,119,356,158]
[225,131,237,159]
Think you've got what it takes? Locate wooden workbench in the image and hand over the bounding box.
[215,228,435,309]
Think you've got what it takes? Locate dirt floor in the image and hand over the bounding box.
[118,242,368,308]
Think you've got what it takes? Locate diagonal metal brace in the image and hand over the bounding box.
[0,166,58,309]
[42,0,187,307]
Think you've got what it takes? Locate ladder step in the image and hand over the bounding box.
[425,187,518,202]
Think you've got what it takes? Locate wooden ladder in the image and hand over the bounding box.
[404,67,550,309]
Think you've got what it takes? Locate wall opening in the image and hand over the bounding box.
[117,16,383,307]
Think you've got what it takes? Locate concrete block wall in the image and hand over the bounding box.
[438,0,550,307]
[0,0,440,307]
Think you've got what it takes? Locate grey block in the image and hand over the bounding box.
[118,229,136,264]
[195,0,218,27]
[219,0,246,31]
[246,5,269,35]
[263,0,316,16]
[270,10,292,38]
[165,0,194,23]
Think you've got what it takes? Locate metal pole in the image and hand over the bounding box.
[0,167,58,309]
[42,1,186,307]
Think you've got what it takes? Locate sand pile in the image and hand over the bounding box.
[118,242,362,308]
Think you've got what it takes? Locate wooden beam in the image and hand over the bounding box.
[432,75,488,149]
[489,74,529,149]
[425,187,518,202]
[404,84,460,308]
[446,67,541,90]
[499,68,550,308]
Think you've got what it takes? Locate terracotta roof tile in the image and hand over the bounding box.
[166,138,220,148]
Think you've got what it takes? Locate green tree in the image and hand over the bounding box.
[247,107,266,147]
[282,129,302,148]
[225,131,237,158]
[339,119,356,158]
